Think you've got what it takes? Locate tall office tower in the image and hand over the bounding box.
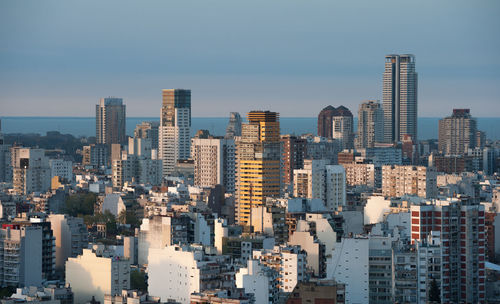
[96,97,126,145]
[12,148,51,195]
[355,100,384,149]
[411,198,486,303]
[159,89,191,176]
[235,111,281,226]
[281,135,307,187]
[438,109,478,156]
[225,112,242,139]
[0,120,12,183]
[381,165,437,199]
[191,137,235,192]
[317,106,336,138]
[383,54,418,143]
[331,106,354,150]
[134,121,160,151]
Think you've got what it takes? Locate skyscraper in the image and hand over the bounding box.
[355,100,384,149]
[317,106,336,138]
[96,97,126,146]
[382,54,418,143]
[225,112,242,139]
[438,109,478,155]
[331,106,354,150]
[281,135,307,187]
[0,119,12,183]
[235,111,281,225]
[159,89,191,176]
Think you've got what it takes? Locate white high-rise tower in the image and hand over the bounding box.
[159,89,191,176]
[383,54,418,143]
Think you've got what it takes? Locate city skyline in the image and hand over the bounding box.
[1,2,500,304]
[1,1,499,117]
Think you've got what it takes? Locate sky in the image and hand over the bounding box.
[0,0,499,117]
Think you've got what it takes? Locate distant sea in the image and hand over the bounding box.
[1,116,500,140]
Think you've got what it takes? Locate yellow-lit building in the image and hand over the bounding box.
[236,111,281,225]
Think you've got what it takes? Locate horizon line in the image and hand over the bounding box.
[2,115,500,119]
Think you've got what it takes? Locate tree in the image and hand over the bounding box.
[429,278,440,303]
[64,192,96,217]
[0,286,16,299]
[118,210,140,227]
[130,269,148,292]
[118,210,127,225]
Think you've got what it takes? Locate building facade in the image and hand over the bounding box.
[134,121,160,151]
[235,111,281,226]
[317,106,336,138]
[281,135,307,187]
[438,109,478,156]
[49,159,73,182]
[225,112,242,139]
[0,225,42,287]
[410,199,486,303]
[355,100,384,149]
[112,137,162,189]
[331,106,354,150]
[293,160,345,211]
[12,148,51,195]
[66,249,130,304]
[159,89,191,176]
[342,163,376,188]
[381,165,437,199]
[191,137,235,192]
[383,54,418,143]
[48,214,88,272]
[0,120,12,183]
[96,97,126,146]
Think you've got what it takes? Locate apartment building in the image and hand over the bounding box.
[382,165,437,199]
[66,249,130,304]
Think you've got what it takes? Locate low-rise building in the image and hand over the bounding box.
[66,249,130,304]
[252,245,307,293]
[285,280,345,304]
[148,245,231,304]
[236,259,278,304]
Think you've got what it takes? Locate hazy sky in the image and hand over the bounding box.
[1,0,499,117]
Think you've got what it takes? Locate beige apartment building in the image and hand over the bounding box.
[66,249,130,304]
[191,137,235,192]
[342,162,376,188]
[381,165,437,198]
